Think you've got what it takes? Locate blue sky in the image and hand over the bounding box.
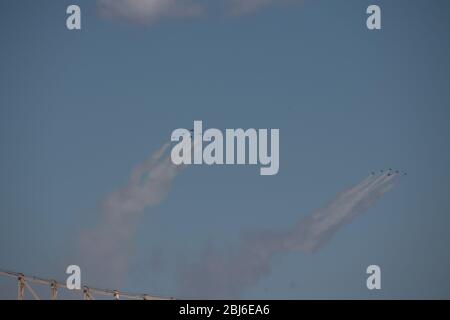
[1,0,450,299]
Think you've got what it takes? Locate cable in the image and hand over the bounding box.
[0,268,174,300]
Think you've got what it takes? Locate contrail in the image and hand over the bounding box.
[77,138,400,296]
[78,142,182,287]
[282,173,395,253]
[178,172,400,298]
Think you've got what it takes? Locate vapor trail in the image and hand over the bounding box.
[78,142,182,287]
[178,172,399,298]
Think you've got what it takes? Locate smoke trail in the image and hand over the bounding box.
[78,142,183,287]
[178,172,399,298]
[282,173,395,253]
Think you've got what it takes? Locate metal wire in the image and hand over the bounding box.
[0,269,174,300]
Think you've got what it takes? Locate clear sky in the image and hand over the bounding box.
[1,0,450,299]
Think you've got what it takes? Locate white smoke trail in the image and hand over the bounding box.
[78,142,182,287]
[178,172,400,298]
[282,173,395,253]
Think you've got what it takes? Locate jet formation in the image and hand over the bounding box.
[371,168,407,176]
